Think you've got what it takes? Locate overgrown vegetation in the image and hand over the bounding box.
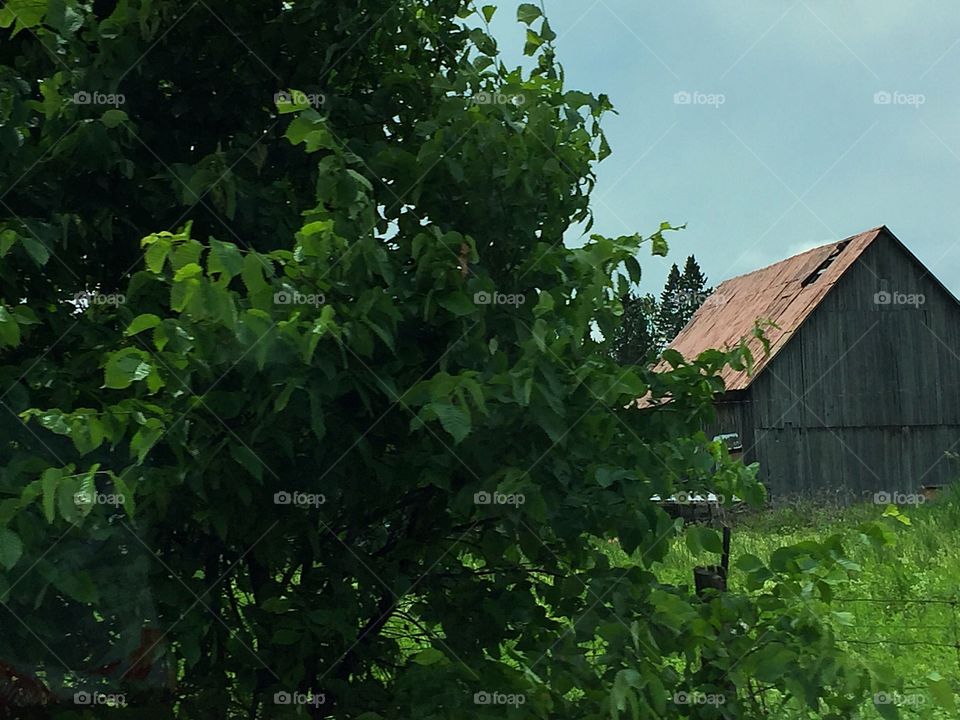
[0,1,935,718]
[605,490,960,718]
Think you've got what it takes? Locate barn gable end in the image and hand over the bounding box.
[670,227,960,499]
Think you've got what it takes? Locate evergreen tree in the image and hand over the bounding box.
[656,255,712,346]
[656,263,684,344]
[611,291,658,365]
[679,255,711,311]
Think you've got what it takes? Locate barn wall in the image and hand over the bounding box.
[748,233,960,497]
[754,425,960,499]
[706,396,756,462]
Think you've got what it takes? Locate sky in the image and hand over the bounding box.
[488,1,960,295]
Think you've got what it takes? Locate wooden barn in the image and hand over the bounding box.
[661,226,960,500]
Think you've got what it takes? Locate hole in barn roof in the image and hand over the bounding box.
[800,240,850,287]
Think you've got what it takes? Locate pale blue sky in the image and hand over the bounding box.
[489,1,960,294]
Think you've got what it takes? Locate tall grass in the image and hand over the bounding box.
[603,485,960,717]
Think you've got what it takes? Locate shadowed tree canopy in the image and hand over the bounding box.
[0,2,896,718]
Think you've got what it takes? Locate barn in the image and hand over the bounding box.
[660,226,960,501]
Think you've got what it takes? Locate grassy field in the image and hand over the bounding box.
[607,488,960,718]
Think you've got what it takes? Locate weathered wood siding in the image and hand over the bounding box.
[746,234,960,497]
[705,394,755,461]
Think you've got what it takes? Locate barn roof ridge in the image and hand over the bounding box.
[654,225,892,392]
[713,225,888,289]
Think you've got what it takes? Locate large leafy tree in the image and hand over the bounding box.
[0,2,898,718]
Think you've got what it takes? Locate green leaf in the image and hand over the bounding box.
[481,5,496,22]
[208,239,244,278]
[523,28,543,55]
[0,229,17,257]
[53,570,99,603]
[735,553,766,573]
[144,237,170,273]
[130,418,164,463]
[661,348,683,367]
[73,466,98,518]
[104,348,152,389]
[411,647,446,665]
[4,0,46,32]
[229,443,264,481]
[599,134,612,161]
[241,253,270,296]
[125,314,162,336]
[0,306,21,348]
[57,474,83,524]
[540,18,556,42]
[752,644,796,683]
[928,674,956,711]
[100,109,128,128]
[20,235,50,266]
[0,529,23,570]
[437,292,476,317]
[686,526,723,555]
[517,3,542,24]
[41,467,62,523]
[173,262,203,281]
[111,473,136,518]
[432,402,471,444]
[650,233,669,257]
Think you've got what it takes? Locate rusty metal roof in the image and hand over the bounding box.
[654,226,887,391]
